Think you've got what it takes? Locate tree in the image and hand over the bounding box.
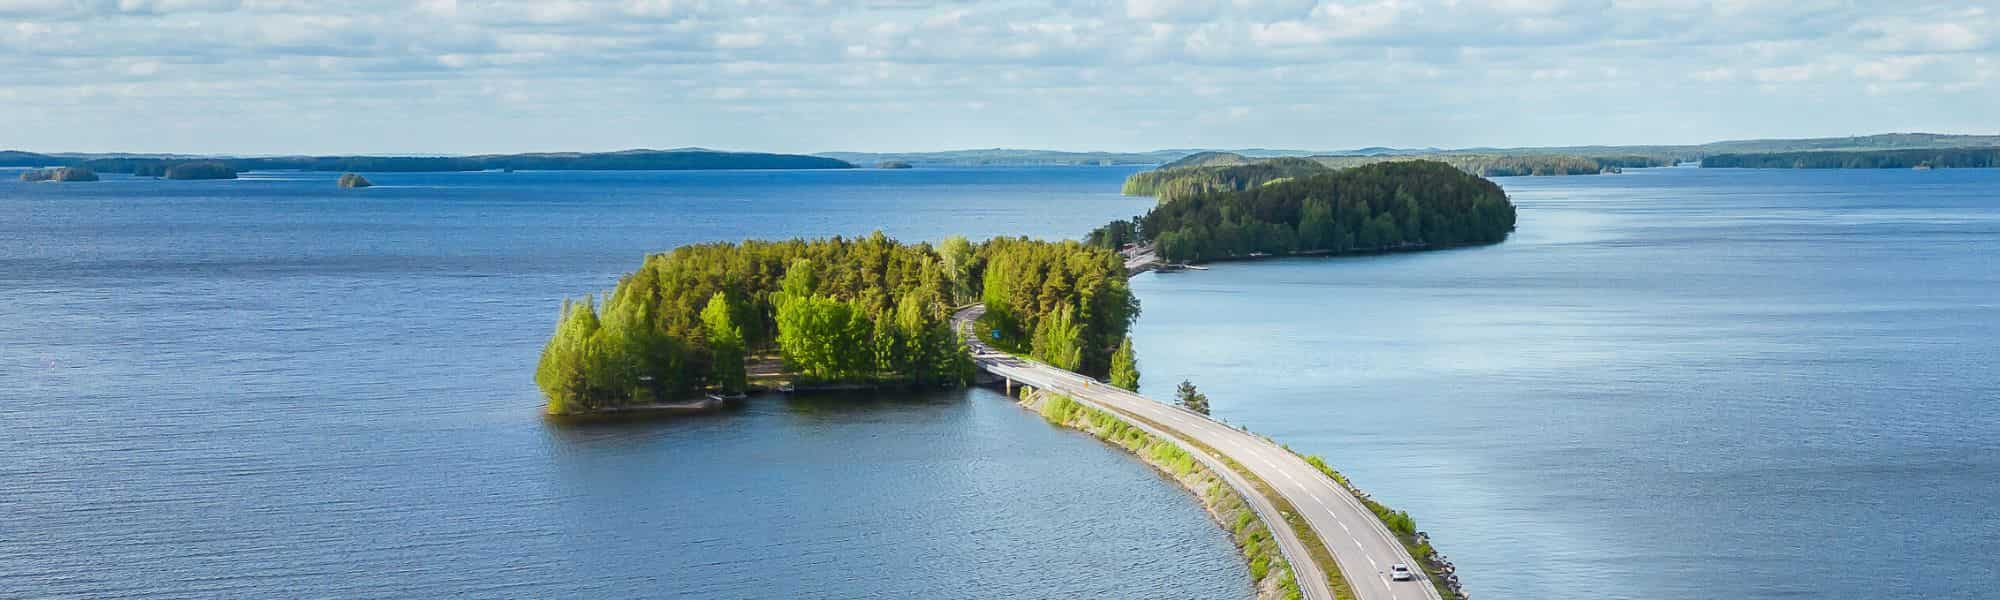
[535,298,597,413]
[939,235,976,305]
[1031,304,1083,371]
[700,291,747,394]
[1109,336,1140,391]
[1175,379,1210,415]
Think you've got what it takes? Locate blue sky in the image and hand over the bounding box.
[2,0,1995,154]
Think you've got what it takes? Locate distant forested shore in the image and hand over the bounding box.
[1701,147,2000,169]
[1093,161,1516,263]
[536,233,1138,415]
[1121,152,1660,202]
[0,149,853,174]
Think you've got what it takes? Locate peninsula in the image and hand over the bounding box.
[1096,161,1516,264]
[535,233,1133,415]
[532,159,1512,599]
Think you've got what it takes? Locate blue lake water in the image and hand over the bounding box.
[3,166,1996,599]
[1130,167,2000,600]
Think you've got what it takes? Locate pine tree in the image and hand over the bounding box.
[1175,379,1210,415]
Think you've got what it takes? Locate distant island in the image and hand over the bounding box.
[537,233,1135,416]
[1121,152,1625,202]
[877,160,913,169]
[19,166,99,182]
[1702,147,2000,169]
[1093,161,1517,263]
[1,148,854,175]
[162,162,238,180]
[337,173,373,188]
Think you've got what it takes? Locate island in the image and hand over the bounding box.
[337,173,373,188]
[532,165,1505,600]
[19,166,99,182]
[1097,160,1517,264]
[161,162,239,180]
[876,160,913,169]
[1123,152,1643,201]
[75,148,852,176]
[1702,147,2000,169]
[536,232,1135,416]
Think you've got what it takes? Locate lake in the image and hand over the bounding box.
[3,166,1995,599]
[1129,167,2000,599]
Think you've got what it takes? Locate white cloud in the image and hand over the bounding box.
[0,0,1993,153]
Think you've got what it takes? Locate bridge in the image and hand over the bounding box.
[956,304,1442,600]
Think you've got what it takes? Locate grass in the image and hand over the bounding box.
[1293,451,1464,600]
[1100,403,1357,600]
[1030,392,1303,600]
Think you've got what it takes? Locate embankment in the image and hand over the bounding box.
[1019,388,1304,600]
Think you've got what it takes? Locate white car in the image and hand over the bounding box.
[1390,563,1414,581]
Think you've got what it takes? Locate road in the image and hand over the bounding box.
[957,305,1441,600]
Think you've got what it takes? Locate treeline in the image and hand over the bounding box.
[537,233,1136,414]
[1095,161,1516,263]
[1702,147,2000,169]
[1310,154,1620,177]
[1121,157,1327,201]
[1124,153,1662,202]
[65,150,852,177]
[974,237,1139,376]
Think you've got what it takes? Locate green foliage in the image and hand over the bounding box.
[1031,390,1302,600]
[162,161,239,180]
[1085,218,1141,249]
[1129,161,1517,263]
[1108,336,1140,391]
[1123,157,1330,201]
[775,294,874,381]
[536,232,1021,410]
[938,235,976,305]
[974,238,1139,378]
[18,167,98,182]
[1703,147,2000,169]
[1030,305,1084,371]
[1175,380,1211,415]
[700,292,747,394]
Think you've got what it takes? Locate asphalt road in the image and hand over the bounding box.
[957,305,1441,600]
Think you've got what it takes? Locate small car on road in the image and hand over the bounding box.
[1390,563,1414,581]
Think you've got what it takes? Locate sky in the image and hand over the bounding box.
[1,0,1996,155]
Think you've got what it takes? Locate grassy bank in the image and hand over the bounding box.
[1099,401,1358,600]
[1022,390,1303,600]
[1293,451,1466,600]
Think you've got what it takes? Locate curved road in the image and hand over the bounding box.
[958,305,1440,600]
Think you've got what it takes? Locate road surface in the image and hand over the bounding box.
[957,305,1441,600]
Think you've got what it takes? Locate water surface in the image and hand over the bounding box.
[1129,167,2000,600]
[2,168,1256,598]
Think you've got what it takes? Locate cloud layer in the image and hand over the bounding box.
[2,0,1995,153]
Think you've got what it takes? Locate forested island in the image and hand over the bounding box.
[536,233,1137,415]
[1702,147,2000,169]
[161,162,239,180]
[19,166,99,182]
[1093,161,1516,263]
[1123,152,1648,202]
[3,148,852,177]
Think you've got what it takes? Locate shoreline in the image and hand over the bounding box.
[1017,387,1304,600]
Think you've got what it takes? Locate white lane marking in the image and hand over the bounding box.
[1338,521,1350,533]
